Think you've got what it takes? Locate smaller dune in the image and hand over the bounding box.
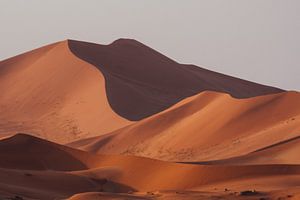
[0,133,300,199]
[0,133,88,170]
[69,91,300,163]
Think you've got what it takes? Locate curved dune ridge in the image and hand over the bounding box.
[0,40,131,143]
[68,39,283,120]
[70,90,300,162]
[0,134,300,200]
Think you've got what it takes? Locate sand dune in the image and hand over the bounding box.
[0,41,131,143]
[0,134,299,199]
[188,135,300,165]
[0,39,299,199]
[70,90,300,162]
[0,133,87,170]
[69,39,283,120]
[0,39,284,143]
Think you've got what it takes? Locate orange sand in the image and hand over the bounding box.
[0,39,298,200]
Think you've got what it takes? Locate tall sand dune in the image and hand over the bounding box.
[0,39,284,143]
[68,39,283,120]
[0,41,131,143]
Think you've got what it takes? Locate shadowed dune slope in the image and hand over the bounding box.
[0,41,131,143]
[70,91,300,162]
[1,134,300,199]
[0,168,128,200]
[68,39,283,120]
[0,133,90,171]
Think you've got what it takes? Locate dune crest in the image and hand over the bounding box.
[70,90,300,162]
[0,39,285,143]
[68,39,283,120]
[0,40,131,143]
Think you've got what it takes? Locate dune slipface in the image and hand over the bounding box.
[0,39,299,200]
[68,39,283,120]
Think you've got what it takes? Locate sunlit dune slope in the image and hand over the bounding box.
[0,41,131,143]
[189,135,300,165]
[70,91,300,162]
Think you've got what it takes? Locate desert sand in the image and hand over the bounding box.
[0,39,299,199]
[70,91,300,162]
[0,134,300,200]
[68,39,283,120]
[0,41,131,142]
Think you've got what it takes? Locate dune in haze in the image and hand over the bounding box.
[0,38,299,199]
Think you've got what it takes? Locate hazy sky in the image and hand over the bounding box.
[0,0,299,90]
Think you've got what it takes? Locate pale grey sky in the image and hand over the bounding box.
[0,0,299,90]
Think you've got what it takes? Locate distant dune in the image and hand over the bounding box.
[0,39,299,199]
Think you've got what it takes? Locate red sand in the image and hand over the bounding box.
[0,39,298,200]
[68,39,283,120]
[0,41,131,143]
[0,134,299,199]
[70,91,300,162]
